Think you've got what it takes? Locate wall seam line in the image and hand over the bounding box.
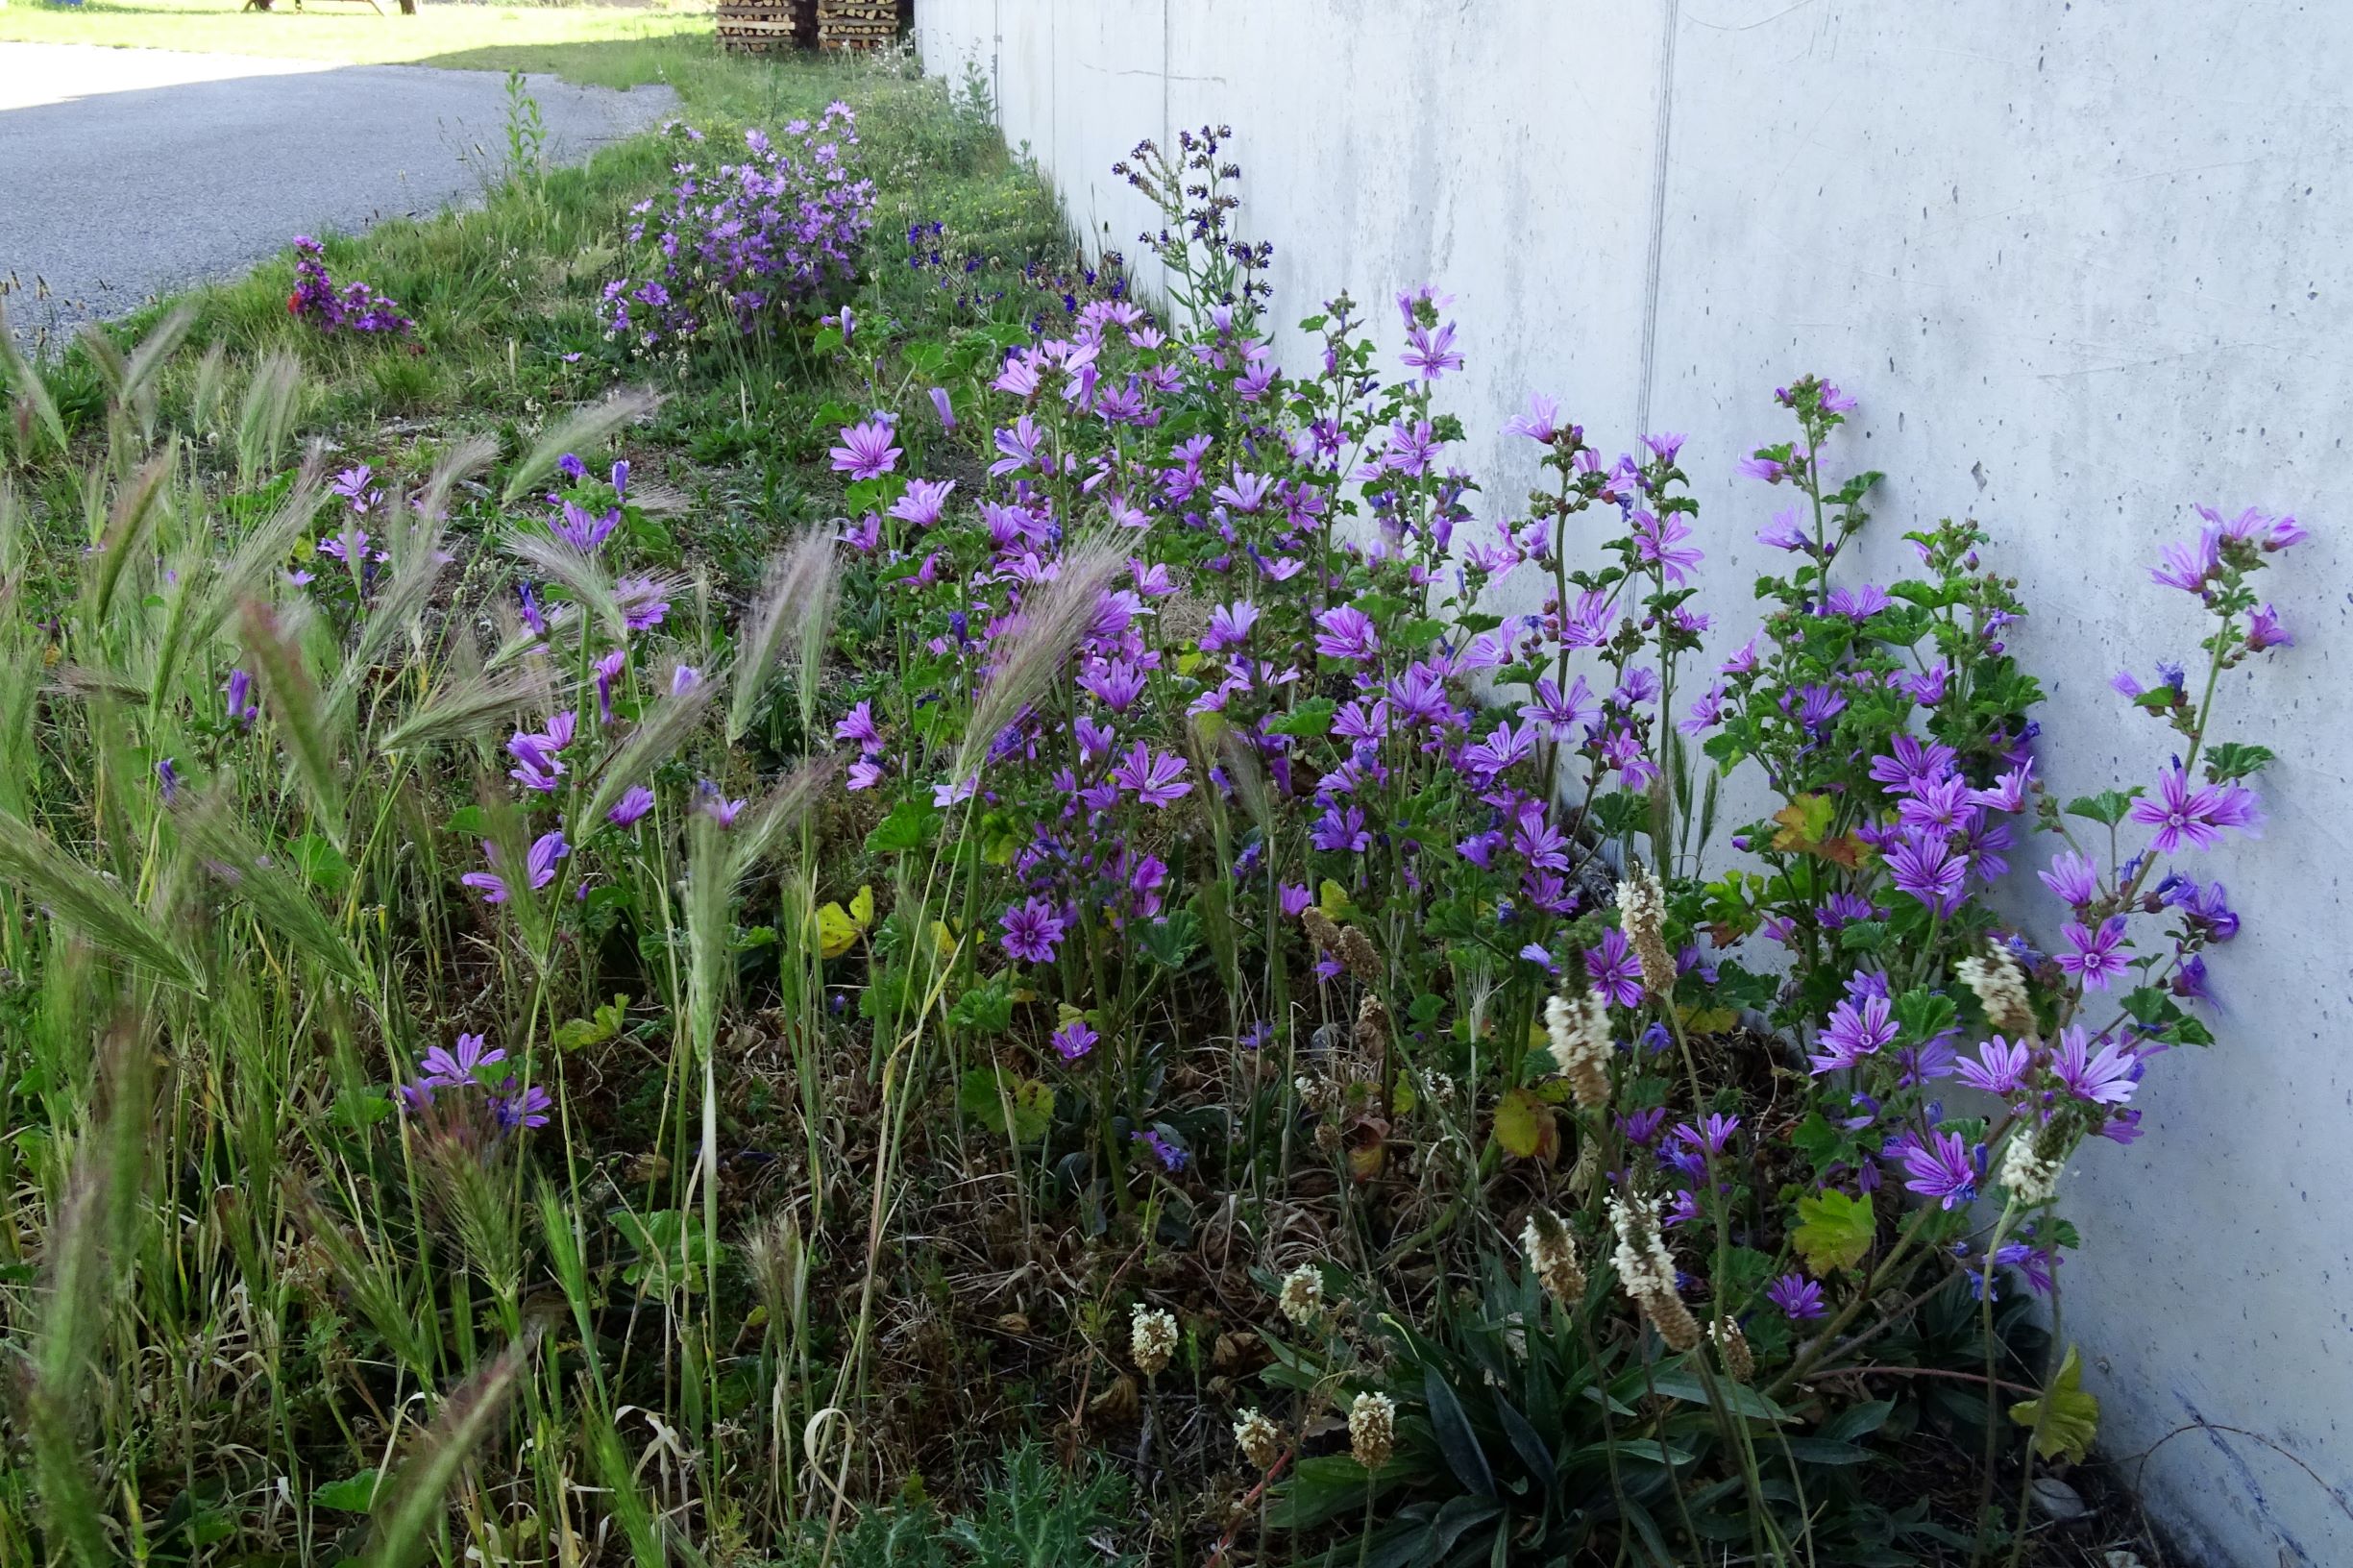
[1633,0,1679,441]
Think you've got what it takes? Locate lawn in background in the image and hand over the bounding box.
[0,0,713,77]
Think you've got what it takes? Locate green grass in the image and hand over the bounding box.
[6,8,1059,577]
[0,17,1095,1563]
[0,0,715,70]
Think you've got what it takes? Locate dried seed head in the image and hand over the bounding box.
[1300,907,1343,956]
[1129,1304,1178,1377]
[1608,1189,1701,1351]
[1232,1408,1282,1471]
[1313,1120,1343,1155]
[1347,1391,1396,1471]
[1543,989,1613,1110]
[1711,1316,1755,1383]
[1957,945,2038,1041]
[1336,924,1381,984]
[1277,1263,1326,1326]
[1354,994,1390,1056]
[1521,1207,1588,1308]
[1616,864,1674,998]
[960,533,1125,777]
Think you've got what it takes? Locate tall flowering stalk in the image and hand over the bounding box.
[800,125,2305,1561]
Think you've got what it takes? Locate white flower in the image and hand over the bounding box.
[1520,1207,1587,1306]
[1347,1391,1396,1470]
[1999,1128,2065,1205]
[1232,1408,1281,1470]
[1958,945,2036,1040]
[1616,865,1674,997]
[1129,1304,1177,1376]
[1277,1263,1326,1326]
[1544,988,1613,1109]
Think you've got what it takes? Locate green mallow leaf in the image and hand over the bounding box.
[2201,742,2274,783]
[2063,790,2138,826]
[865,796,942,854]
[958,1066,1054,1144]
[1792,1189,1875,1276]
[2009,1345,2099,1463]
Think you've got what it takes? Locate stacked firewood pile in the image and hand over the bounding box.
[716,0,815,54]
[817,0,905,51]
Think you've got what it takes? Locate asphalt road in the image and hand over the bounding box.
[0,41,676,337]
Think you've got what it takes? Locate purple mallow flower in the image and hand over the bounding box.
[2126,764,2262,855]
[1767,1273,1827,1322]
[1000,897,1066,964]
[2039,849,2099,908]
[1886,832,1967,917]
[460,831,568,904]
[1111,743,1190,807]
[2055,916,2128,991]
[1050,1019,1098,1062]
[828,419,898,479]
[2051,1025,2139,1106]
[1898,1128,1982,1210]
[1673,1113,1741,1156]
[1131,1128,1189,1172]
[420,1032,506,1087]
[1809,992,1897,1075]
[1585,929,1645,1009]
[608,786,656,827]
[223,669,257,728]
[552,500,621,553]
[1957,1037,2033,1097]
[697,781,747,826]
[1312,605,1381,663]
[491,1080,553,1131]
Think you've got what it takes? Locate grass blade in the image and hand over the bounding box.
[500,386,656,503]
[727,528,840,744]
[235,351,306,486]
[175,794,372,989]
[377,664,551,753]
[86,438,176,623]
[238,598,348,843]
[360,1326,542,1568]
[579,679,716,830]
[0,300,68,457]
[502,527,625,645]
[958,530,1124,780]
[120,305,197,407]
[329,515,450,723]
[0,810,203,992]
[26,1017,154,1568]
[284,1183,433,1378]
[415,432,498,526]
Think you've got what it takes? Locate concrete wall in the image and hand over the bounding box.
[913,3,2353,1561]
